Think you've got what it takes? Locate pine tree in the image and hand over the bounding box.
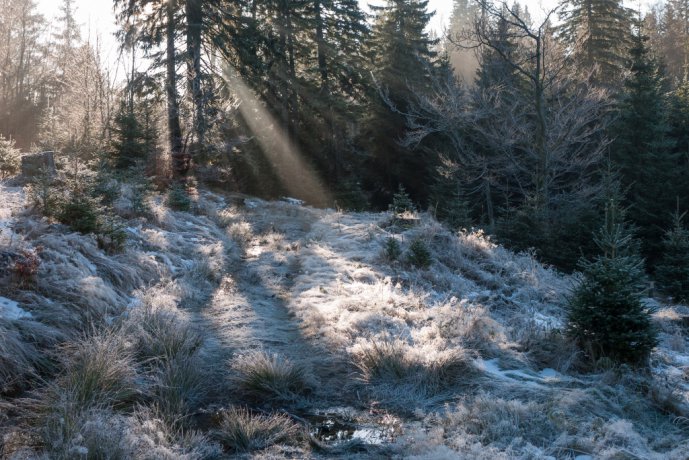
[446,0,480,82]
[0,135,20,178]
[566,200,657,366]
[363,0,440,206]
[111,98,158,171]
[611,27,677,264]
[558,0,634,86]
[655,209,689,302]
[667,74,689,207]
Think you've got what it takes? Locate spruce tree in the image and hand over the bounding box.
[363,0,440,206]
[558,0,634,86]
[446,0,480,82]
[566,200,657,366]
[655,209,689,302]
[611,27,677,264]
[667,74,689,208]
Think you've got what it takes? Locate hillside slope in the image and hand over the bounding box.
[1,182,688,459]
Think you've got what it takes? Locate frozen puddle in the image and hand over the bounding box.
[305,408,392,445]
[0,296,32,320]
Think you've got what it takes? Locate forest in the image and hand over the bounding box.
[1,0,689,458]
[1,0,689,276]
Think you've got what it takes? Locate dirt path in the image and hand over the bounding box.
[180,200,352,406]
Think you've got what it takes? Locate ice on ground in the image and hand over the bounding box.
[0,296,32,320]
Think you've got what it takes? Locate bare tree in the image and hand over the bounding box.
[400,1,612,235]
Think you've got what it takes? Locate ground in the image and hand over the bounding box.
[0,181,688,459]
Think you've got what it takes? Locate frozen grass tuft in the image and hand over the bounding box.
[230,351,315,403]
[24,330,139,454]
[125,305,203,365]
[213,407,303,453]
[0,319,42,394]
[49,330,139,410]
[456,394,556,447]
[152,356,208,425]
[353,338,477,407]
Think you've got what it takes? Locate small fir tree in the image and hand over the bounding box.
[0,135,20,178]
[655,208,689,302]
[566,200,657,366]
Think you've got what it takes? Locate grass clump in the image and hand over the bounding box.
[51,331,139,409]
[28,331,138,453]
[354,339,475,399]
[213,407,303,453]
[0,321,40,395]
[152,356,208,424]
[126,306,203,365]
[230,351,314,403]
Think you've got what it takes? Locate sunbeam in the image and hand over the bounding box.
[224,67,332,208]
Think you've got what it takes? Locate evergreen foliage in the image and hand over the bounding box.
[363,0,441,206]
[655,209,689,302]
[611,28,677,264]
[0,135,21,178]
[566,201,657,366]
[167,183,192,212]
[384,237,402,262]
[667,75,689,206]
[558,0,634,85]
[407,239,432,268]
[111,99,157,170]
[389,185,416,215]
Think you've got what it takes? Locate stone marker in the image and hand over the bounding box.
[21,151,56,179]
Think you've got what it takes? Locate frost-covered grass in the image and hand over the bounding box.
[213,407,304,453]
[230,351,316,403]
[1,180,688,458]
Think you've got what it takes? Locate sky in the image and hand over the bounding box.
[35,0,453,64]
[35,0,652,73]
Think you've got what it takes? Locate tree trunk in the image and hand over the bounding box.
[186,0,205,148]
[314,0,329,93]
[166,0,187,180]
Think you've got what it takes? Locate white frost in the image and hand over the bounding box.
[0,296,32,320]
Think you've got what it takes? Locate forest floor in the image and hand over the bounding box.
[1,180,689,459]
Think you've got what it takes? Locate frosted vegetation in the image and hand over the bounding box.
[1,181,688,459]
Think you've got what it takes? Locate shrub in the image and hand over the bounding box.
[230,351,314,403]
[0,134,20,178]
[11,248,41,286]
[407,239,432,268]
[28,167,63,219]
[566,201,657,366]
[213,407,302,453]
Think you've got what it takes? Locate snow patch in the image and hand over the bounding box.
[0,296,32,320]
